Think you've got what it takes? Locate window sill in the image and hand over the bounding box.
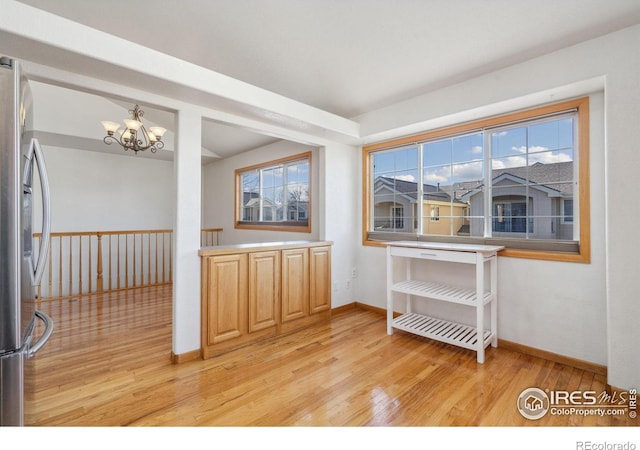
[235,222,311,233]
[363,233,590,264]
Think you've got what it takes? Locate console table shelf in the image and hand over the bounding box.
[390,280,492,307]
[392,313,493,351]
[386,241,503,363]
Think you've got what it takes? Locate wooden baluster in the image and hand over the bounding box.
[117,234,121,290]
[108,235,112,291]
[162,232,166,284]
[79,236,83,296]
[88,234,92,294]
[58,236,63,298]
[68,236,72,297]
[133,233,137,288]
[125,234,129,289]
[154,232,159,285]
[147,232,151,286]
[96,232,104,292]
[169,231,173,283]
[47,234,53,299]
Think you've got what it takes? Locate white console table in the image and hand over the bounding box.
[386,241,503,363]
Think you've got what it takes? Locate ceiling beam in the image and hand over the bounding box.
[0,0,360,142]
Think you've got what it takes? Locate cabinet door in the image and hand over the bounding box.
[248,251,280,333]
[204,254,248,345]
[309,246,331,314]
[281,248,309,322]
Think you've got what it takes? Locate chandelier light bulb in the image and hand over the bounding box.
[101,121,120,135]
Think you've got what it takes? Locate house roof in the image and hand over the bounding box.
[376,161,573,204]
[374,176,466,204]
[457,161,574,200]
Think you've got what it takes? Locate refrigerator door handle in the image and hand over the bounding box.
[26,310,54,358]
[24,138,51,287]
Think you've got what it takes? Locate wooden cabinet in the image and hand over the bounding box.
[309,246,331,314]
[248,250,280,333]
[281,248,309,323]
[200,241,332,359]
[202,253,247,347]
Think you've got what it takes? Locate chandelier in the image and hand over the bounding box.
[101,105,167,154]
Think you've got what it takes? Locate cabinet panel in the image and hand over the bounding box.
[248,251,279,333]
[281,248,309,322]
[206,254,247,345]
[309,246,331,314]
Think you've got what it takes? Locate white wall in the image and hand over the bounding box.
[355,25,640,390]
[37,146,174,232]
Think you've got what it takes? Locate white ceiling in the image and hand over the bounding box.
[13,0,640,159]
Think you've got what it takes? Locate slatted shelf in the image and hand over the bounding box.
[391,280,492,306]
[392,313,493,351]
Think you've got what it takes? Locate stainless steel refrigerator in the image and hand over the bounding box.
[0,56,54,426]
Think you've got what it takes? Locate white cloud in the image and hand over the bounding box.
[424,167,450,184]
[529,152,572,164]
[394,174,416,182]
[471,145,483,154]
[492,156,526,169]
[453,161,483,180]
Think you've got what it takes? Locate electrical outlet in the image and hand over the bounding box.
[351,267,357,278]
[346,280,351,290]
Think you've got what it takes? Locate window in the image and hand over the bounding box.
[236,152,311,232]
[562,199,574,224]
[430,206,440,221]
[363,97,590,263]
[391,206,404,229]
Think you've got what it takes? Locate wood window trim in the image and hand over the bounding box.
[235,151,312,233]
[362,97,591,264]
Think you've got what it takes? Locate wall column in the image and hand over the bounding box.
[172,108,201,357]
[318,143,359,308]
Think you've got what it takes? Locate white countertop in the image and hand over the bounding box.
[386,240,504,254]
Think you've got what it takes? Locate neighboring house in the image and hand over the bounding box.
[374,161,574,239]
[242,192,277,221]
[242,191,308,222]
[287,201,308,221]
[460,161,574,240]
[373,176,469,235]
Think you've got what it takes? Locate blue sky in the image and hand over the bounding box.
[373,117,574,187]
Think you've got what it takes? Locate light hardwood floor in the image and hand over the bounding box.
[27,285,636,427]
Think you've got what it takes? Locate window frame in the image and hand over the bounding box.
[362,97,590,263]
[235,151,312,233]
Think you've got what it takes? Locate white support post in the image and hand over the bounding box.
[172,108,202,357]
[476,252,485,363]
[490,255,498,348]
[386,245,393,335]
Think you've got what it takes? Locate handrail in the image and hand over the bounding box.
[32,228,222,300]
